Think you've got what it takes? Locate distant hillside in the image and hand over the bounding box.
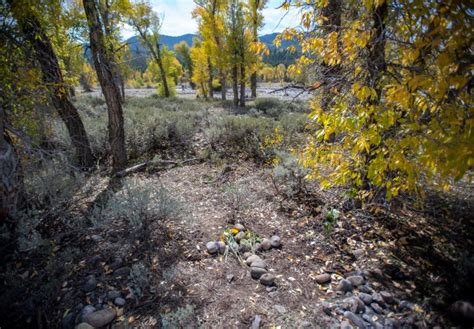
[126,33,298,71]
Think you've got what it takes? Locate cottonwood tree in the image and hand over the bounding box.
[280,0,473,199]
[248,0,268,98]
[225,0,251,107]
[83,0,127,171]
[174,41,195,89]
[193,0,228,100]
[8,0,94,168]
[128,1,171,97]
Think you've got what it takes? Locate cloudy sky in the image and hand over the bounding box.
[123,0,299,38]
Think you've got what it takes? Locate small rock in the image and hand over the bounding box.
[340,320,354,329]
[239,241,251,252]
[82,275,97,293]
[88,255,102,266]
[235,223,245,231]
[243,252,253,260]
[352,249,364,259]
[300,320,313,328]
[399,300,414,310]
[80,305,96,321]
[260,238,272,251]
[255,242,262,251]
[76,323,94,329]
[246,255,262,266]
[270,235,281,248]
[268,291,279,298]
[259,273,275,286]
[315,273,331,284]
[347,275,365,287]
[383,318,400,329]
[266,286,277,292]
[344,311,367,329]
[361,314,383,329]
[235,231,245,242]
[107,291,121,300]
[372,293,385,305]
[359,293,373,305]
[251,314,261,329]
[359,285,373,294]
[216,241,226,253]
[206,241,218,254]
[274,305,287,314]
[351,297,366,314]
[337,279,353,292]
[84,309,117,328]
[226,274,235,283]
[250,267,267,279]
[370,302,384,314]
[114,297,126,306]
[113,267,130,277]
[250,259,267,269]
[380,291,395,304]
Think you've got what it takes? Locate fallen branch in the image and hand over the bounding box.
[115,157,202,178]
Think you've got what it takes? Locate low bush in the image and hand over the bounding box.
[205,115,275,161]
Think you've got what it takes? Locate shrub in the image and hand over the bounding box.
[161,304,196,329]
[271,151,310,199]
[205,115,275,161]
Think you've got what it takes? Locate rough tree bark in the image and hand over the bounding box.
[239,52,246,107]
[83,0,127,172]
[155,41,170,97]
[232,63,239,106]
[11,4,94,168]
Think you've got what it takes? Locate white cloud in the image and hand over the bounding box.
[121,0,300,38]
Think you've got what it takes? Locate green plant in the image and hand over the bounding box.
[161,304,196,329]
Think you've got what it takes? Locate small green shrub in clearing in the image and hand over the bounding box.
[89,178,180,230]
[271,151,311,199]
[254,98,310,118]
[205,115,275,161]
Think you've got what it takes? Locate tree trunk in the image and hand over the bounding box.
[156,42,170,98]
[0,105,25,222]
[250,72,257,98]
[11,5,94,168]
[220,71,227,100]
[207,57,214,99]
[83,0,127,172]
[239,63,246,107]
[232,64,239,107]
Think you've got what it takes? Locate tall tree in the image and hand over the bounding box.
[283,0,473,199]
[128,1,171,97]
[9,0,94,168]
[174,41,194,88]
[193,0,228,100]
[248,0,267,98]
[83,0,127,171]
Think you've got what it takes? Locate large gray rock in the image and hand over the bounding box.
[246,255,262,266]
[235,231,245,242]
[259,273,275,286]
[358,293,373,305]
[260,238,272,251]
[76,323,94,329]
[80,305,96,322]
[380,291,395,304]
[84,308,117,327]
[449,300,474,324]
[235,223,245,231]
[347,275,365,287]
[343,311,367,329]
[337,279,353,292]
[206,241,218,254]
[270,235,281,248]
[250,259,267,269]
[250,267,267,279]
[82,275,97,293]
[315,273,331,284]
